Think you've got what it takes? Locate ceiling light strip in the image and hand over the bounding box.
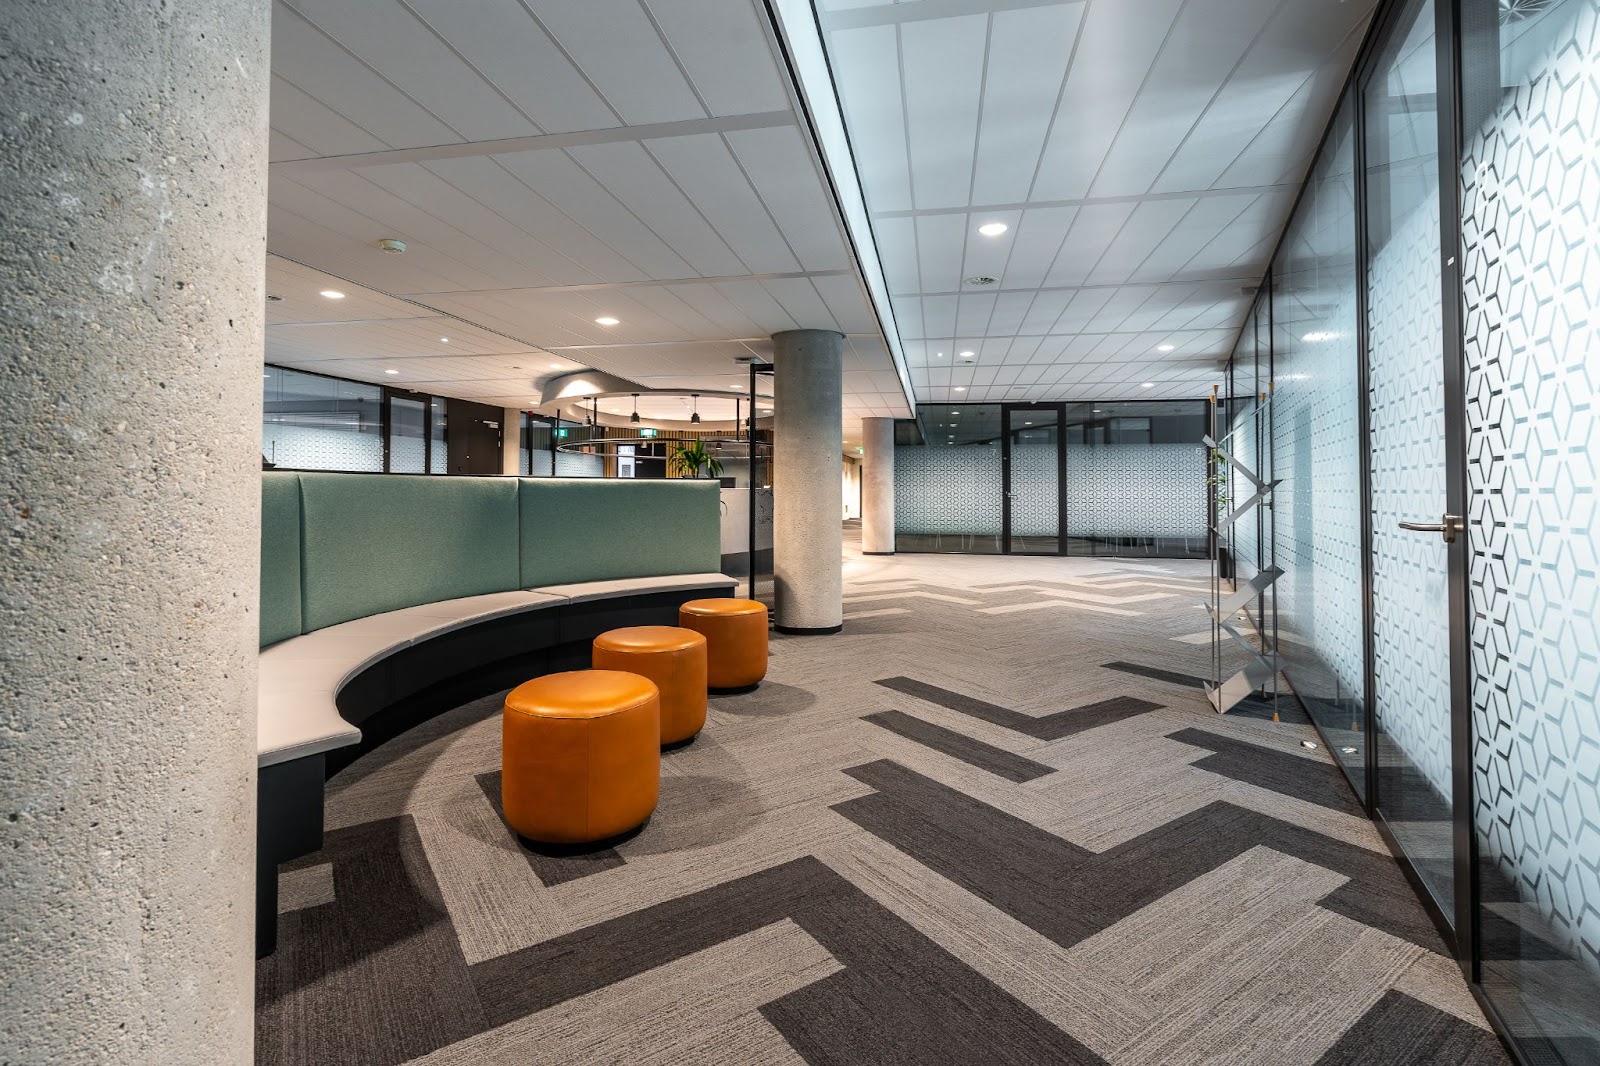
[761,0,918,418]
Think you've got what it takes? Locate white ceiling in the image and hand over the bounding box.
[263,0,913,450]
[265,0,1377,438]
[814,0,1377,403]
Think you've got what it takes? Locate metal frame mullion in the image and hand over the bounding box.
[1435,0,1479,984]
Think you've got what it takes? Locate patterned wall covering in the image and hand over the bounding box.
[1461,0,1600,982]
[1271,104,1367,713]
[894,442,1003,535]
[1064,444,1207,540]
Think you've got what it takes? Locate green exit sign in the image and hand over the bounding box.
[555,428,569,438]
[640,428,657,437]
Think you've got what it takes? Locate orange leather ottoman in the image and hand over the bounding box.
[593,626,707,745]
[678,598,768,690]
[501,670,660,845]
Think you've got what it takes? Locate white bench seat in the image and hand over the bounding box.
[257,576,739,768]
[529,572,738,603]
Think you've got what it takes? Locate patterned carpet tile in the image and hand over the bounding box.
[257,538,1506,1066]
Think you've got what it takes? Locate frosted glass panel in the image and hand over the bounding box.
[388,397,426,474]
[429,403,447,474]
[1363,0,1454,916]
[1063,402,1207,558]
[262,367,382,472]
[895,405,1002,553]
[1271,96,1366,792]
[1007,407,1058,553]
[1461,0,1600,1051]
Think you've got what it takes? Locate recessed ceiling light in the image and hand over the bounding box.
[731,383,745,389]
[384,369,400,375]
[1141,381,1155,388]
[1093,408,1102,413]
[978,222,1008,237]
[954,387,966,392]
[1157,343,1175,352]
[439,337,449,343]
[320,290,346,299]
[595,316,620,326]
[550,362,563,369]
[1024,421,1033,425]
[959,351,974,358]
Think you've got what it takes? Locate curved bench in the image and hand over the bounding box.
[254,471,735,955]
[255,571,737,955]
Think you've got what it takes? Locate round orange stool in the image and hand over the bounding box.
[501,670,660,844]
[678,598,768,690]
[592,626,707,745]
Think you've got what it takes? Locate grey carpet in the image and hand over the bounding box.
[257,530,1508,1065]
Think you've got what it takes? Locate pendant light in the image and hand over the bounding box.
[629,393,640,424]
[689,393,701,425]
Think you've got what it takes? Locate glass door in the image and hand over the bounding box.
[1002,405,1063,555]
[1360,0,1461,924]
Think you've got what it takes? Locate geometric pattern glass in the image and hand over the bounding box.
[1363,0,1455,918]
[1461,0,1600,1047]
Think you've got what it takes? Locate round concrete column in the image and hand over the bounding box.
[861,417,897,555]
[1,3,270,1063]
[772,329,844,633]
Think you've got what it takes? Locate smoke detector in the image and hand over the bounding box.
[376,238,408,254]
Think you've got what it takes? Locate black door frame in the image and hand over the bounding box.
[999,402,1067,556]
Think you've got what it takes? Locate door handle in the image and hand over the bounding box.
[1398,514,1463,543]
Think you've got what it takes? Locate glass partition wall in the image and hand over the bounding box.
[895,401,1207,557]
[1235,0,1600,1059]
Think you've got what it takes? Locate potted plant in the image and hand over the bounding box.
[669,440,724,479]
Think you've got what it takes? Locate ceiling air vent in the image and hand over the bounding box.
[964,276,997,286]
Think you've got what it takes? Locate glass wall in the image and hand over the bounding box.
[387,395,428,474]
[262,366,382,472]
[1460,0,1600,1053]
[894,402,1205,556]
[1271,96,1368,794]
[1233,0,1600,1059]
[1063,402,1208,558]
[894,405,1003,553]
[1364,0,1456,917]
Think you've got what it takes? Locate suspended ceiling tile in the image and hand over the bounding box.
[526,0,709,125]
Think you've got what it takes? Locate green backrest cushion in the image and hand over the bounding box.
[298,473,521,632]
[519,478,722,587]
[259,472,304,648]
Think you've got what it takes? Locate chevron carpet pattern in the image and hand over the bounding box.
[257,533,1509,1066]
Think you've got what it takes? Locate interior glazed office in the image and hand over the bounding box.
[3,0,1598,1064]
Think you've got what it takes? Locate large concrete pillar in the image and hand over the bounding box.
[772,329,844,633]
[861,416,896,554]
[1,3,270,1063]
